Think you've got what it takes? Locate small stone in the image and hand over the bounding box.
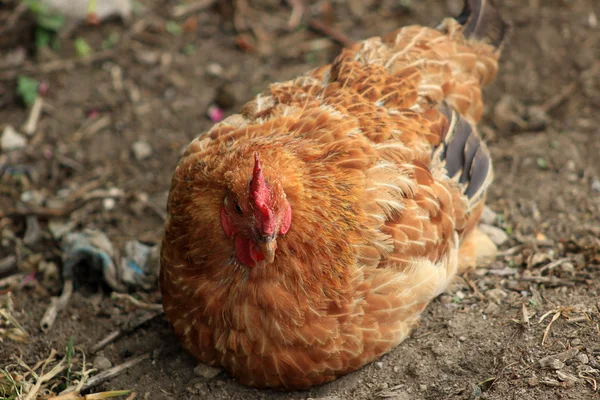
[419,384,427,391]
[528,377,539,387]
[571,338,582,346]
[566,173,578,182]
[484,302,500,315]
[374,361,384,369]
[48,219,77,239]
[458,336,467,342]
[528,253,549,267]
[539,348,579,369]
[393,366,400,373]
[194,363,221,379]
[93,355,112,370]
[560,262,575,274]
[132,140,153,160]
[103,198,116,210]
[577,354,589,364]
[478,224,509,246]
[486,288,508,305]
[1,125,27,151]
[480,206,497,225]
[206,63,224,77]
[592,177,600,193]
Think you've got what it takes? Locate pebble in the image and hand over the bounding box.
[577,354,589,364]
[132,140,153,160]
[93,355,112,370]
[528,377,539,387]
[592,178,600,193]
[103,198,116,210]
[480,206,498,225]
[374,361,384,369]
[484,302,500,315]
[478,224,509,246]
[206,62,224,78]
[539,348,579,369]
[1,125,27,151]
[560,262,575,274]
[194,363,221,379]
[486,288,508,305]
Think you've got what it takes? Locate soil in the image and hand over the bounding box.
[1,0,600,399]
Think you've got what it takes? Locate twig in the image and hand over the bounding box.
[0,181,120,220]
[111,293,163,311]
[0,255,17,275]
[0,272,29,293]
[465,277,486,300]
[171,0,216,18]
[539,82,577,113]
[309,19,355,47]
[286,0,305,29]
[90,311,163,354]
[40,279,74,333]
[22,97,44,136]
[497,245,524,257]
[61,354,150,394]
[70,115,111,143]
[538,257,571,274]
[517,275,583,287]
[0,50,119,81]
[541,311,561,346]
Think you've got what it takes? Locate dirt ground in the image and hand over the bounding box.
[1,0,600,399]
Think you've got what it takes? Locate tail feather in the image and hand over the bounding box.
[432,103,493,208]
[455,0,511,48]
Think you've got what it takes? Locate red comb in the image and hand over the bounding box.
[250,153,275,233]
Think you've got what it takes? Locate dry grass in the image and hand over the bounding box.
[0,337,133,400]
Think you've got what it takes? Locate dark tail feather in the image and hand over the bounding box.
[432,103,493,205]
[456,0,511,48]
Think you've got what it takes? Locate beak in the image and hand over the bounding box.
[258,238,277,264]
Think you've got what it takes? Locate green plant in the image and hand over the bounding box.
[16,75,40,107]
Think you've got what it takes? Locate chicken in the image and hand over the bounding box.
[160,0,509,389]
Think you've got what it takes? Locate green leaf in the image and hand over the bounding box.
[35,12,65,31]
[65,335,74,386]
[182,43,196,55]
[35,27,53,49]
[102,32,120,49]
[16,76,40,107]
[165,21,182,36]
[74,37,92,57]
[536,157,548,170]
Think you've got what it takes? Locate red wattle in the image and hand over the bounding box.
[234,236,264,267]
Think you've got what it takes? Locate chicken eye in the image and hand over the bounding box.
[234,203,243,214]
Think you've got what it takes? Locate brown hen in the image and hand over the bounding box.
[160,0,509,389]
